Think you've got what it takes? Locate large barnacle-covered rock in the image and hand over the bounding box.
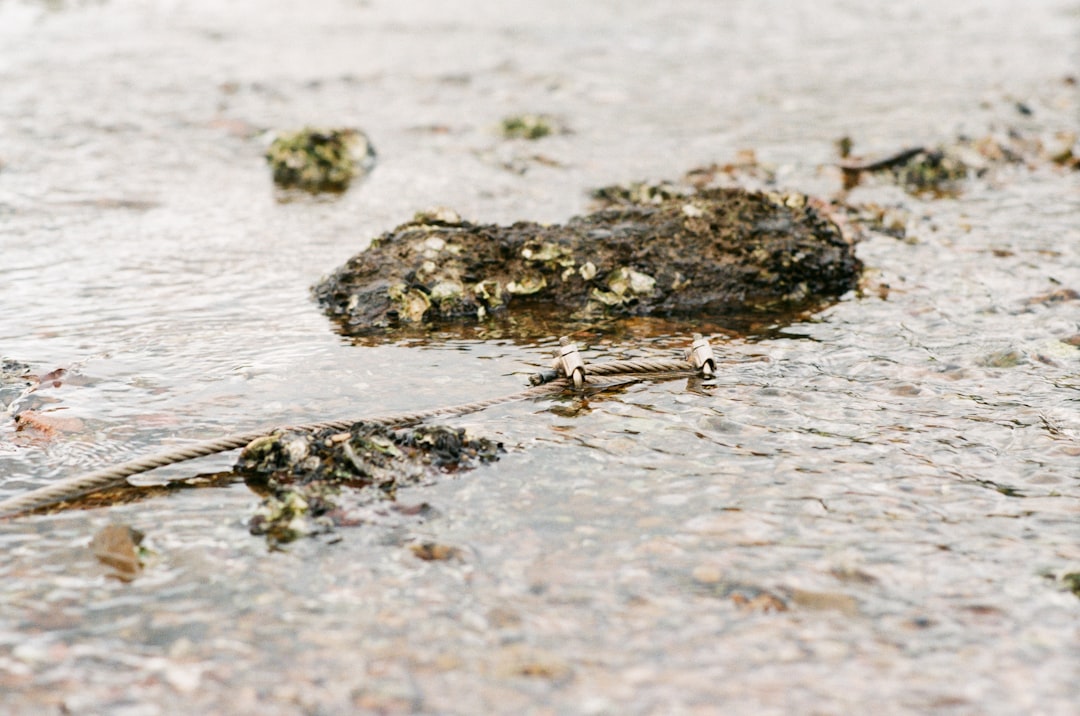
[313,186,861,337]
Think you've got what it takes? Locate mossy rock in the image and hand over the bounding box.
[313,186,862,337]
[265,127,375,193]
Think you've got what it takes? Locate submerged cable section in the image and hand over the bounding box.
[0,335,717,518]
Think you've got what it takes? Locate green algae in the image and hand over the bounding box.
[500,114,557,140]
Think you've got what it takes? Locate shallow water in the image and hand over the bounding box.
[1,0,1078,713]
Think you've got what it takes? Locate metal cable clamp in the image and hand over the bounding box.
[686,333,716,377]
[553,336,586,389]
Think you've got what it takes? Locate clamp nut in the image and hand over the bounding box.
[552,336,586,389]
[686,333,716,377]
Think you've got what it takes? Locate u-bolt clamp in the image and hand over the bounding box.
[686,333,716,377]
[553,336,586,389]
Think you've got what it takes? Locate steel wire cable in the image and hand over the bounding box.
[0,353,705,518]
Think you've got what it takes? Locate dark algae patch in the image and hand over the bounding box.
[237,422,500,545]
[887,148,969,197]
[837,126,1079,197]
[314,186,861,338]
[839,146,967,197]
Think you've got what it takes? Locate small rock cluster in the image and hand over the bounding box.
[236,422,500,545]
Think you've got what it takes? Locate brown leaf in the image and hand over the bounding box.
[787,588,859,615]
[90,524,144,581]
[14,410,85,441]
[410,542,462,561]
[1025,288,1079,306]
[731,591,788,613]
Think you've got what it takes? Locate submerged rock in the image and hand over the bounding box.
[237,422,500,544]
[265,127,375,192]
[314,187,861,336]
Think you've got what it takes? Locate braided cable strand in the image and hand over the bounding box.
[0,430,269,518]
[0,343,714,518]
[356,380,568,427]
[583,356,695,376]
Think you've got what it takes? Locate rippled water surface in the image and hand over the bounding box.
[1,1,1078,713]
